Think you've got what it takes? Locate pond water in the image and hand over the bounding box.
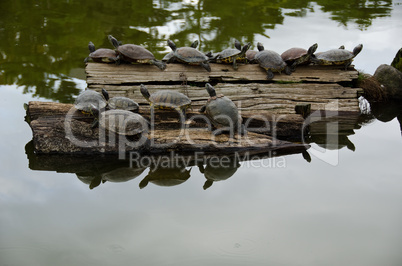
[1,0,402,265]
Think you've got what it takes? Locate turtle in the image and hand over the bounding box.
[101,88,139,112]
[108,35,166,70]
[140,84,192,118]
[166,39,211,72]
[99,109,148,136]
[74,89,107,114]
[163,40,199,62]
[212,40,251,69]
[281,43,318,71]
[84,41,119,63]
[198,157,240,190]
[254,42,292,80]
[139,166,192,189]
[199,83,245,136]
[245,50,258,63]
[311,44,363,70]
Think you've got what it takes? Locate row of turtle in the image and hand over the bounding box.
[85,35,363,79]
[74,83,244,136]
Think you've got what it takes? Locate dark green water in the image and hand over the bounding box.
[1,1,402,265]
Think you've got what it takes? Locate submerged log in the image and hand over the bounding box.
[26,101,309,155]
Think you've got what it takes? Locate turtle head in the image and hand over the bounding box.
[190,40,199,48]
[88,41,96,53]
[140,84,151,100]
[108,35,120,48]
[167,40,177,52]
[308,43,318,55]
[205,83,216,97]
[257,42,264,52]
[234,39,242,51]
[353,44,363,56]
[101,88,109,101]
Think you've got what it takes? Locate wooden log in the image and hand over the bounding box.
[86,63,359,84]
[26,101,309,155]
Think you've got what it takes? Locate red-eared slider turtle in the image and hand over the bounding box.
[139,166,191,189]
[101,89,139,112]
[199,83,245,135]
[140,84,192,117]
[245,50,258,63]
[84,41,119,63]
[281,43,318,71]
[311,44,363,70]
[254,42,292,80]
[198,157,240,190]
[108,35,166,70]
[99,109,148,136]
[167,39,211,72]
[212,40,251,70]
[163,40,199,62]
[74,89,107,114]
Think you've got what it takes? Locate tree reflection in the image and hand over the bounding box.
[0,0,393,101]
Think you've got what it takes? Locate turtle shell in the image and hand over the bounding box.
[88,48,119,63]
[281,48,308,62]
[117,44,155,63]
[74,89,107,113]
[315,49,355,64]
[255,50,287,71]
[149,90,191,110]
[205,95,242,129]
[174,47,209,64]
[108,97,139,112]
[99,110,148,135]
[245,50,258,62]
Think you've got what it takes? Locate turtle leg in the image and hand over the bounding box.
[199,105,206,113]
[290,62,297,72]
[285,65,292,75]
[266,70,274,80]
[232,57,238,70]
[344,61,352,70]
[151,59,167,70]
[201,62,211,72]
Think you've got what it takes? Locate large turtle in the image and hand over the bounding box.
[74,89,107,114]
[108,35,166,70]
[101,88,139,112]
[99,109,148,136]
[212,40,251,70]
[311,44,363,70]
[281,43,318,71]
[199,83,245,135]
[84,41,119,63]
[140,84,192,117]
[166,39,211,72]
[162,40,199,62]
[254,42,292,80]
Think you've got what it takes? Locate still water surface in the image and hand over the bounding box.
[1,0,402,265]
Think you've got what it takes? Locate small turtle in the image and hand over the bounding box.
[167,39,211,72]
[101,88,139,112]
[213,40,251,70]
[281,43,318,71]
[99,109,148,136]
[74,89,107,114]
[254,42,292,80]
[108,35,166,70]
[140,84,192,117]
[163,40,199,62]
[245,50,258,63]
[199,83,245,135]
[139,166,191,189]
[84,41,119,63]
[311,44,363,70]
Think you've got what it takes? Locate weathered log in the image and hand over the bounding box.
[26,101,309,155]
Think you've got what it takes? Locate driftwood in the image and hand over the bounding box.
[26,101,309,155]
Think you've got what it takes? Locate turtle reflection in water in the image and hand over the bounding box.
[139,166,192,189]
[198,156,241,190]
